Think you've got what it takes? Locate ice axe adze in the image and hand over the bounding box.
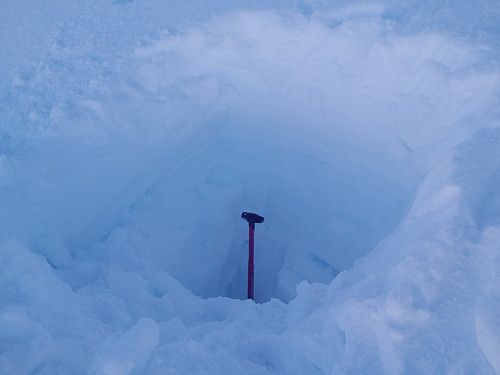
[241,212,264,300]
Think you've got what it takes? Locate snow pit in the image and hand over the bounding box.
[1,0,499,373]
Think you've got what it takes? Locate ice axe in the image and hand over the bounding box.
[241,212,264,300]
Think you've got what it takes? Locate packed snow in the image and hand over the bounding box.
[1,0,499,374]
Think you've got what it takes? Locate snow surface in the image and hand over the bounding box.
[1,0,499,374]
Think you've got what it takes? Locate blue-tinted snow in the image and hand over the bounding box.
[1,0,499,374]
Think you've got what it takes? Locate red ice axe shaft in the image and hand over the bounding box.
[248,224,255,300]
[241,212,264,300]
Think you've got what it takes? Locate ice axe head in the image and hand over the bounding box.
[241,212,264,227]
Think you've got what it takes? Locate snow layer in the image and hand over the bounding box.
[1,0,499,374]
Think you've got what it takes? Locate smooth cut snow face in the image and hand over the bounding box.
[1,0,499,374]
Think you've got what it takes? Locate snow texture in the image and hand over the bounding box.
[1,0,499,374]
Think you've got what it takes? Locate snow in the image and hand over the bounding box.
[1,0,499,374]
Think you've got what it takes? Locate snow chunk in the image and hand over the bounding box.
[91,318,160,375]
